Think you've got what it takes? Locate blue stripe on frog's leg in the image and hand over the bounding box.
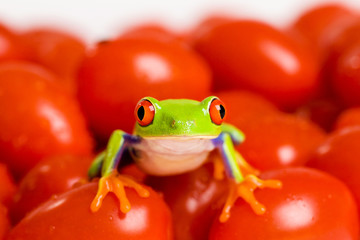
[212,132,244,183]
[101,130,141,177]
[89,130,148,214]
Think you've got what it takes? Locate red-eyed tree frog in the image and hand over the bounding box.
[88,96,282,222]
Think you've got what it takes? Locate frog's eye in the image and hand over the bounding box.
[209,98,226,125]
[135,99,155,126]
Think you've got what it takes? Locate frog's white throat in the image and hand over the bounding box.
[130,137,216,176]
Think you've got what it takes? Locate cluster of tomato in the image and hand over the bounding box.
[1,3,360,240]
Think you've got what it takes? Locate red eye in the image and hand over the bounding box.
[209,98,226,125]
[135,99,155,126]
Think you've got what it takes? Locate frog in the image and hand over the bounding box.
[88,96,282,222]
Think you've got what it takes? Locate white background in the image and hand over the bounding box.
[0,0,359,42]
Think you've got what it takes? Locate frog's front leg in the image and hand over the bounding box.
[88,130,149,213]
[212,132,282,222]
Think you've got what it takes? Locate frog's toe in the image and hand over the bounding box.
[90,172,150,214]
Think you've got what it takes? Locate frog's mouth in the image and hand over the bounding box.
[140,135,219,140]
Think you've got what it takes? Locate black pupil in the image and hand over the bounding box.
[219,105,225,119]
[138,106,145,121]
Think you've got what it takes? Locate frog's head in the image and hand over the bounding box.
[133,96,226,138]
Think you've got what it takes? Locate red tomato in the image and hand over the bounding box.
[236,113,326,171]
[0,203,10,240]
[193,20,320,109]
[290,4,359,61]
[120,164,147,183]
[0,24,23,61]
[21,28,86,94]
[7,182,173,240]
[187,15,236,45]
[119,23,183,44]
[294,98,343,131]
[332,42,360,106]
[334,107,360,130]
[0,62,93,177]
[210,167,359,240]
[215,90,279,126]
[146,163,228,240]
[308,127,360,218]
[77,38,211,138]
[10,155,93,224]
[0,163,16,207]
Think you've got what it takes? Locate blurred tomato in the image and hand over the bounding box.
[215,90,279,126]
[120,164,147,183]
[334,107,360,130]
[21,28,86,94]
[77,38,211,139]
[210,167,359,240]
[332,42,360,106]
[146,163,227,240]
[308,127,360,218]
[290,4,359,61]
[10,155,93,224]
[187,15,236,45]
[0,62,93,177]
[0,163,16,207]
[7,182,173,240]
[0,203,10,240]
[294,98,343,131]
[236,114,326,171]
[194,20,319,109]
[0,24,23,61]
[119,23,183,44]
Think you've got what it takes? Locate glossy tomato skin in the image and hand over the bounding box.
[0,24,23,61]
[0,163,16,207]
[0,62,93,177]
[193,20,320,109]
[146,163,228,240]
[210,167,359,240]
[332,42,360,106]
[77,38,211,138]
[7,182,173,240]
[10,155,93,224]
[308,127,360,218]
[334,108,360,130]
[215,90,279,126]
[235,113,326,171]
[21,28,86,78]
[290,4,359,61]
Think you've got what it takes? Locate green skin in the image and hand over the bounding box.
[88,96,246,183]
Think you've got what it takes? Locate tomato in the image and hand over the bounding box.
[10,155,93,224]
[0,62,93,177]
[120,164,147,183]
[77,38,211,139]
[334,107,360,130]
[187,15,236,45]
[332,42,360,106]
[235,113,326,171]
[119,23,183,44]
[146,163,228,240]
[21,28,86,94]
[0,24,23,61]
[7,182,173,240]
[0,203,10,240]
[289,4,359,61]
[193,20,320,109]
[215,90,279,126]
[0,163,16,207]
[294,98,343,131]
[308,127,360,218]
[210,167,359,240]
